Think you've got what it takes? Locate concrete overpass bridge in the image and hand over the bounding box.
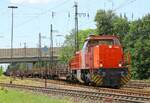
[0,47,60,63]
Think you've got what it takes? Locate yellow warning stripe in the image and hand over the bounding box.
[124,75,129,80]
[126,72,131,80]
[121,76,130,84]
[94,77,100,83]
[121,78,127,84]
[96,78,102,83]
[128,74,131,77]
[124,76,129,82]
[92,75,95,79]
[128,73,131,77]
[126,75,131,80]
[121,79,124,84]
[123,77,129,83]
[96,78,102,85]
[98,81,103,85]
[95,77,101,83]
[121,78,126,83]
[92,75,98,81]
[121,68,132,85]
[92,75,103,85]
[121,77,127,84]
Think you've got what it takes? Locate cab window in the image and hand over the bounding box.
[114,38,121,45]
[88,39,114,47]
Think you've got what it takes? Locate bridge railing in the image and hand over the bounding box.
[0,47,60,58]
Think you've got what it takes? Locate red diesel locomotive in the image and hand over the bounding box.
[68,35,131,87]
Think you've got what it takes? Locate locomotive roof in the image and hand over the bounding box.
[86,35,119,41]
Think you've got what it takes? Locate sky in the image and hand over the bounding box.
[0,0,150,49]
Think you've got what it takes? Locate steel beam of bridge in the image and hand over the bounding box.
[0,48,60,63]
[0,56,58,63]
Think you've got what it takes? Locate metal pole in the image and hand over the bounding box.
[24,42,27,75]
[8,6,18,66]
[49,24,53,69]
[74,2,79,53]
[46,24,53,88]
[39,33,42,57]
[38,33,42,78]
[45,61,47,88]
[8,6,18,80]
[24,42,26,58]
[50,24,53,68]
[11,8,13,62]
[50,24,53,75]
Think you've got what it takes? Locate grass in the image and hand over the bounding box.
[0,75,44,87]
[0,88,72,103]
[0,76,72,103]
[0,75,10,82]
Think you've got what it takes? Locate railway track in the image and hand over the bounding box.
[0,83,150,103]
[27,78,150,96]
[124,81,150,89]
[28,77,150,89]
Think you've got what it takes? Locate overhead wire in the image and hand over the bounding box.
[106,0,114,10]
[113,0,137,11]
[49,0,74,41]
[10,1,47,11]
[14,0,73,48]
[75,0,138,32]
[0,10,7,16]
[15,0,72,28]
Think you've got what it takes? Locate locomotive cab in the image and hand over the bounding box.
[82,35,123,69]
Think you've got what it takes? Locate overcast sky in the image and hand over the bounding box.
[0,0,150,48]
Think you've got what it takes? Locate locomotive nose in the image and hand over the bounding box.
[97,68,129,87]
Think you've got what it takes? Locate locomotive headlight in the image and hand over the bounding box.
[100,63,103,67]
[109,45,112,48]
[118,64,122,67]
[119,60,123,67]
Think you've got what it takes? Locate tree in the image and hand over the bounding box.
[59,29,96,63]
[94,10,117,34]
[112,16,130,40]
[95,10,130,36]
[124,14,150,79]
[59,30,75,64]
[19,63,27,72]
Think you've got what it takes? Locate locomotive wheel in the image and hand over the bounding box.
[83,76,90,85]
[66,74,78,83]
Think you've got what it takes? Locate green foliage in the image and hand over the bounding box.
[0,89,71,103]
[78,29,98,49]
[59,29,96,63]
[34,61,43,68]
[124,14,150,79]
[0,66,3,76]
[59,30,75,63]
[94,10,116,34]
[19,63,28,72]
[95,10,130,40]
[112,16,130,39]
